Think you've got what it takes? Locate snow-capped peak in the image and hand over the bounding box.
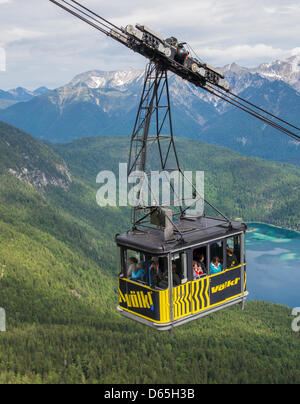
[250,54,300,91]
[71,69,144,90]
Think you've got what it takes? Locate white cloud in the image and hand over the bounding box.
[0,27,45,45]
[1,0,300,89]
[291,47,300,56]
[194,44,300,67]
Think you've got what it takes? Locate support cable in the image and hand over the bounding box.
[70,0,122,33]
[228,89,300,132]
[205,84,300,142]
[49,0,110,35]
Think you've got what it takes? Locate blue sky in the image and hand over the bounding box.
[0,0,300,90]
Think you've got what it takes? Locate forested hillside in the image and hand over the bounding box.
[0,122,300,384]
[53,135,300,231]
[1,302,299,384]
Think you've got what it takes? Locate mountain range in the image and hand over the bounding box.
[0,55,299,165]
[0,86,50,110]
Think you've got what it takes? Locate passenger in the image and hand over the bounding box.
[150,257,159,273]
[210,256,222,275]
[227,247,237,268]
[193,260,203,280]
[158,275,168,290]
[158,263,180,289]
[127,257,138,278]
[150,257,161,287]
[131,261,146,282]
[172,262,181,286]
[198,254,206,273]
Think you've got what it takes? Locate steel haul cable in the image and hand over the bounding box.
[205,84,300,142]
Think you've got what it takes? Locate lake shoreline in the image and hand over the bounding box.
[246,222,300,308]
[246,222,300,236]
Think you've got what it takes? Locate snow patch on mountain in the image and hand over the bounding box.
[249,55,300,92]
[71,69,144,90]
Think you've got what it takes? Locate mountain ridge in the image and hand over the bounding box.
[0,86,51,110]
[0,55,299,164]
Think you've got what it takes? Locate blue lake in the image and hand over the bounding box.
[246,223,300,308]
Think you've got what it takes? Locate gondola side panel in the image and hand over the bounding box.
[209,267,242,306]
[173,283,193,320]
[119,278,161,322]
[191,277,210,315]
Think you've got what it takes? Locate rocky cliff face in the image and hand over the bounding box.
[0,121,72,191]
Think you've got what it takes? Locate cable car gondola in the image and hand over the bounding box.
[116,215,247,331]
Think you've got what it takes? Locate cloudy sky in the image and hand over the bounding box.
[0,0,300,90]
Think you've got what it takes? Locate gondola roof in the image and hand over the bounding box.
[115,216,247,254]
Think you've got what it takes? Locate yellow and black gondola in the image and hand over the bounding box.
[116,216,248,331]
